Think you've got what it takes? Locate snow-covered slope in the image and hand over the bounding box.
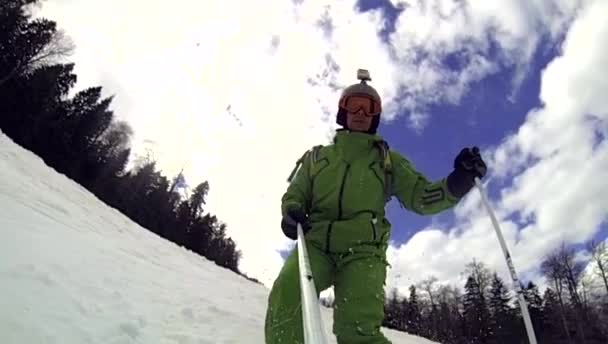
[0,130,438,344]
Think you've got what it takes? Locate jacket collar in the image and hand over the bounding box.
[333,129,384,162]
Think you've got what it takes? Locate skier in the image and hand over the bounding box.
[264,69,487,344]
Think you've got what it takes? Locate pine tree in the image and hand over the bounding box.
[463,275,491,343]
[383,288,401,330]
[398,292,410,331]
[488,273,514,343]
[437,299,454,343]
[524,281,544,341]
[407,285,422,335]
[543,288,567,343]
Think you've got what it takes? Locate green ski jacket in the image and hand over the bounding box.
[282,130,460,255]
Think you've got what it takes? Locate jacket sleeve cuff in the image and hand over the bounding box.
[282,201,303,215]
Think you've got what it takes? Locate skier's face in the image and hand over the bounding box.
[344,96,376,132]
[346,109,373,132]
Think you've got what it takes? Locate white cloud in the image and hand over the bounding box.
[386,0,608,294]
[386,210,524,293]
[385,0,583,125]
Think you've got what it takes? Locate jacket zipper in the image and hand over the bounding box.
[325,222,333,254]
[371,217,378,241]
[337,164,351,220]
[326,164,350,253]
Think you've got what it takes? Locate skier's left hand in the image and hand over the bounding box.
[447,147,487,198]
[454,146,487,179]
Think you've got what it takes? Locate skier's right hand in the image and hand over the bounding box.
[281,207,311,240]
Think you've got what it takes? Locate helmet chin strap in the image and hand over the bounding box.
[342,123,377,135]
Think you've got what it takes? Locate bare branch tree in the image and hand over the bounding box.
[418,276,439,307]
[33,29,75,66]
[557,243,586,311]
[0,27,74,86]
[464,258,491,296]
[588,240,608,295]
[541,249,573,344]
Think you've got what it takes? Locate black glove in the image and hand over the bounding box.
[280,207,311,240]
[446,147,487,198]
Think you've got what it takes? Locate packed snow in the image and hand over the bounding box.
[0,130,438,344]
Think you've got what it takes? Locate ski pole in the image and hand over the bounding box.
[297,223,329,344]
[474,177,538,344]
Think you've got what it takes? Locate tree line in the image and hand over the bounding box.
[380,241,608,343]
[0,0,250,279]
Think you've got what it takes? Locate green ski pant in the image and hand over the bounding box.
[264,241,391,344]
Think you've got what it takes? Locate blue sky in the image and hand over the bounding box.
[37,0,608,292]
[377,0,551,244]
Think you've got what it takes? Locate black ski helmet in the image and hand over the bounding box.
[336,69,382,134]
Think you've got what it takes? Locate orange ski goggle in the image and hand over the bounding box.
[339,94,382,116]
